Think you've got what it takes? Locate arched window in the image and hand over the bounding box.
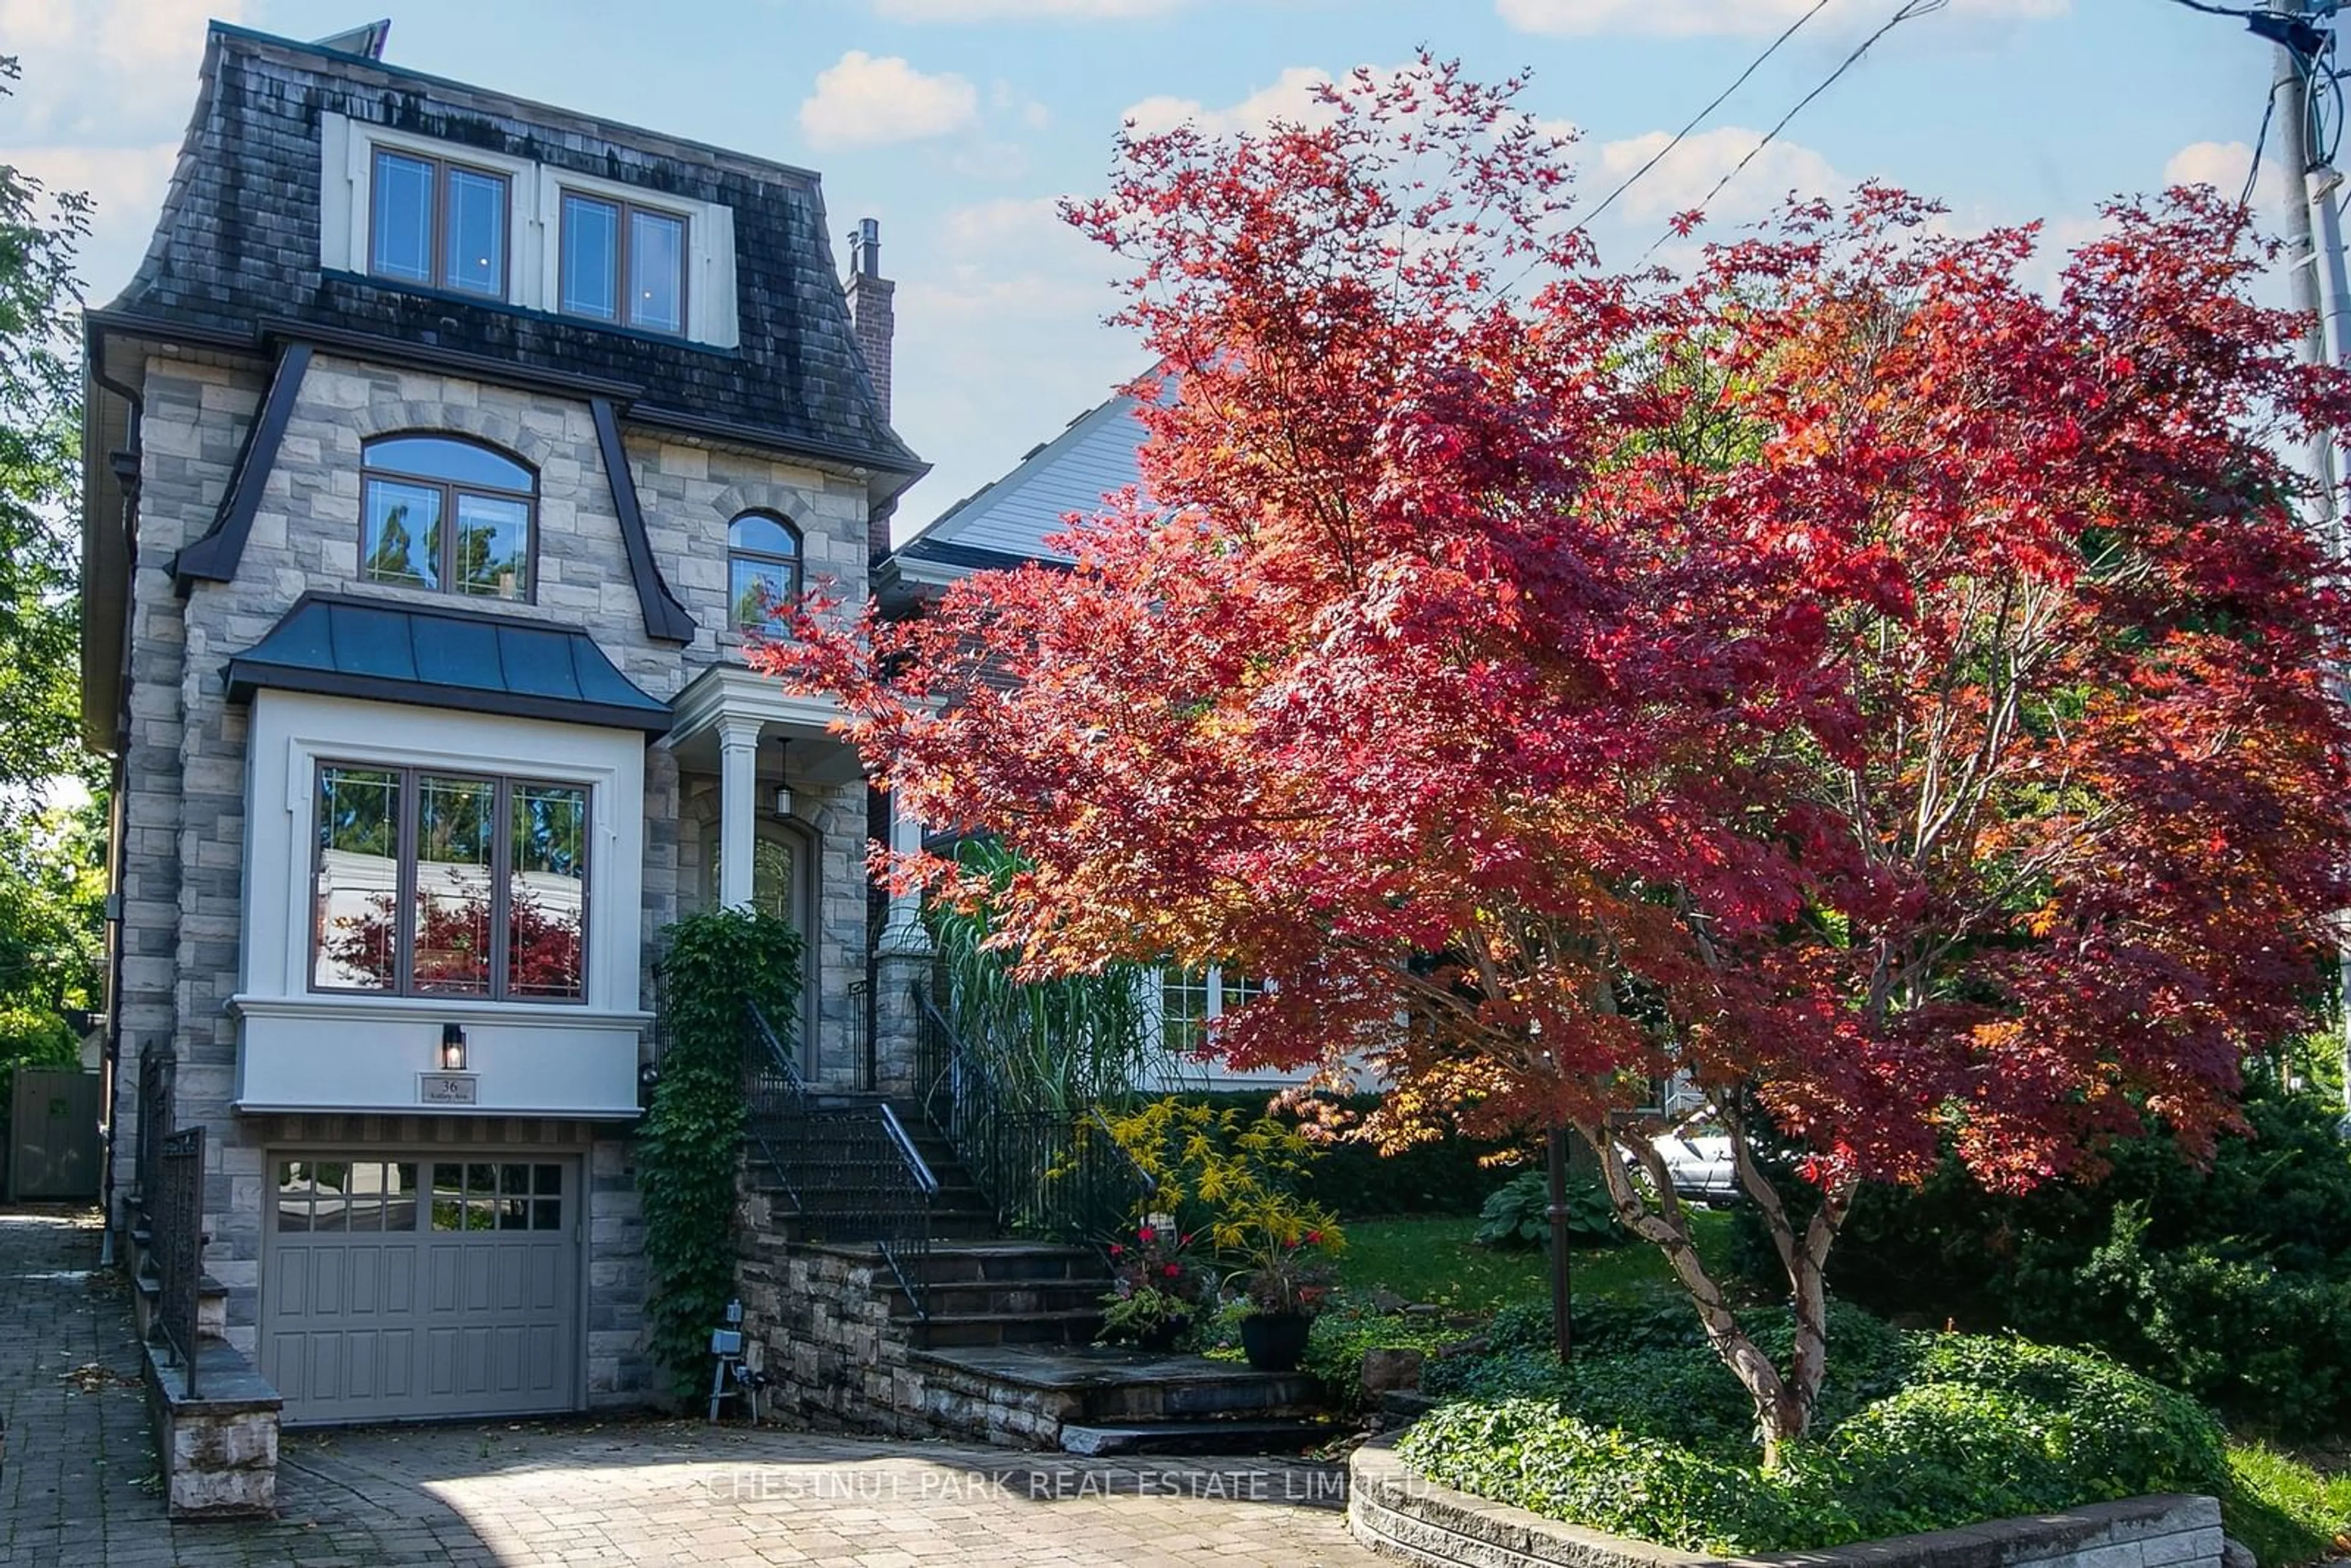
[727,511,801,630]
[359,434,536,601]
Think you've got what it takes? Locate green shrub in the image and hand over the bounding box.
[1169,1090,1518,1217]
[1397,1399,1851,1555]
[637,907,803,1400]
[1302,1304,1464,1411]
[1474,1166,1620,1250]
[1757,1083,2351,1438]
[1405,1320,2238,1558]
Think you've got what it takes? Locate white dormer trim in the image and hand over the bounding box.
[318,111,740,350]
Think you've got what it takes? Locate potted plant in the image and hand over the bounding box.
[1098,1224,1205,1351]
[1222,1199,1343,1372]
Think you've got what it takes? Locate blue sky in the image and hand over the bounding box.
[0,0,2282,538]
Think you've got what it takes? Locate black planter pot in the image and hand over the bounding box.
[1135,1315,1190,1353]
[1239,1311,1312,1371]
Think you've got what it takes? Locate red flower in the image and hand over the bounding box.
[1163,1264,1181,1278]
[1138,1226,1155,1244]
[1109,1244,1124,1257]
[1304,1230,1323,1245]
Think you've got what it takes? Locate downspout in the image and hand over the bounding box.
[87,326,143,1265]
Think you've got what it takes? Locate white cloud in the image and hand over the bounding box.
[1594,126,1845,227]
[798,51,981,148]
[876,0,1188,17]
[2164,139,2286,211]
[889,193,1138,545]
[1,143,180,304]
[1498,0,2064,37]
[0,0,236,306]
[1123,66,1343,138]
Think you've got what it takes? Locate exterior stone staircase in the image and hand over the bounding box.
[743,1095,1116,1349]
[735,1093,1336,1453]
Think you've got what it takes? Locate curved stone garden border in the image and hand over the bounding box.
[1348,1433,2224,1568]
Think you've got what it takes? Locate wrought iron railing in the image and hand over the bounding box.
[135,1043,176,1202]
[743,1001,937,1317]
[152,1124,206,1394]
[913,985,1156,1253]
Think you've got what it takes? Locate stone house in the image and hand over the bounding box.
[78,20,932,1425]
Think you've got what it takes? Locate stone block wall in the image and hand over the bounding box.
[733,1189,1081,1447]
[108,342,883,1409]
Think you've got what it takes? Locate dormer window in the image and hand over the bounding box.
[369,149,508,299]
[728,511,802,629]
[559,192,686,335]
[360,435,536,601]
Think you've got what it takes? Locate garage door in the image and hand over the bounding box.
[263,1155,580,1424]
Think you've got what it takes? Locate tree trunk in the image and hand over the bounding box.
[1584,1117,1854,1469]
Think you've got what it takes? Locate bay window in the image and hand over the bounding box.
[313,763,588,1002]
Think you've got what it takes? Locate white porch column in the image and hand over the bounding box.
[718,717,761,910]
[877,789,932,957]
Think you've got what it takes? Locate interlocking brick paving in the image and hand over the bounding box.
[0,1209,1382,1566]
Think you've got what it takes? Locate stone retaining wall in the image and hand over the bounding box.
[143,1341,282,1520]
[1348,1435,2224,1568]
[735,1199,1077,1446]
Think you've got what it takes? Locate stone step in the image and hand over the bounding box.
[911,1345,1323,1427]
[884,1276,1108,1321]
[1057,1419,1340,1457]
[910,1240,1108,1284]
[916,1308,1104,1349]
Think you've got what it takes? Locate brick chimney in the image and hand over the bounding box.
[844,217,897,562]
[846,217,894,422]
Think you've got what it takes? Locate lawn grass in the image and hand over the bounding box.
[2222,1442,2351,1568]
[1333,1211,1738,1314]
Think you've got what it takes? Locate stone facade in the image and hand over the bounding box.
[109,345,882,1409]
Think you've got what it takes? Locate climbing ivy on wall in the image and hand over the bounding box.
[637,906,803,1400]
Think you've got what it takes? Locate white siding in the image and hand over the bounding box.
[920,395,1148,561]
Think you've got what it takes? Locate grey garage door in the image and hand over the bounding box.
[263,1155,580,1424]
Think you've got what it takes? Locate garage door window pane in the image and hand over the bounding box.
[534,1164,561,1195]
[315,768,402,989]
[277,1161,313,1232]
[414,776,495,996]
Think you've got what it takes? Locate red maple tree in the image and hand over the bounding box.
[768,59,2351,1457]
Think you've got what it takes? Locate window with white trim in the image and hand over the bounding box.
[317,112,740,348]
[1159,965,1264,1055]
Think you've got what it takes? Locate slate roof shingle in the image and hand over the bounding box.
[101,23,920,479]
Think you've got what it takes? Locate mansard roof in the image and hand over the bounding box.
[97,22,920,480]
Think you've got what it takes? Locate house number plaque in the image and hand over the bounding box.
[419,1073,479,1106]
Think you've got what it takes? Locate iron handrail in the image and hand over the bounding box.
[154,1124,205,1394]
[741,999,934,1319]
[912,981,1156,1258]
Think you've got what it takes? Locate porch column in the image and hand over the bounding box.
[718,716,760,910]
[871,788,932,1095]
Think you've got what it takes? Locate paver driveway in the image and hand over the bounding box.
[0,1208,1385,1566]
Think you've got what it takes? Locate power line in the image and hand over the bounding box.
[1642,0,1950,261]
[1567,0,1834,239]
[2241,81,2279,213]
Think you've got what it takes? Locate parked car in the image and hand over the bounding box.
[1631,1116,1741,1207]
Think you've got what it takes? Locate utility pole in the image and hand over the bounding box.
[2265,0,2351,1121]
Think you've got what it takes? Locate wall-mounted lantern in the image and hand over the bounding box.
[440,1022,468,1073]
